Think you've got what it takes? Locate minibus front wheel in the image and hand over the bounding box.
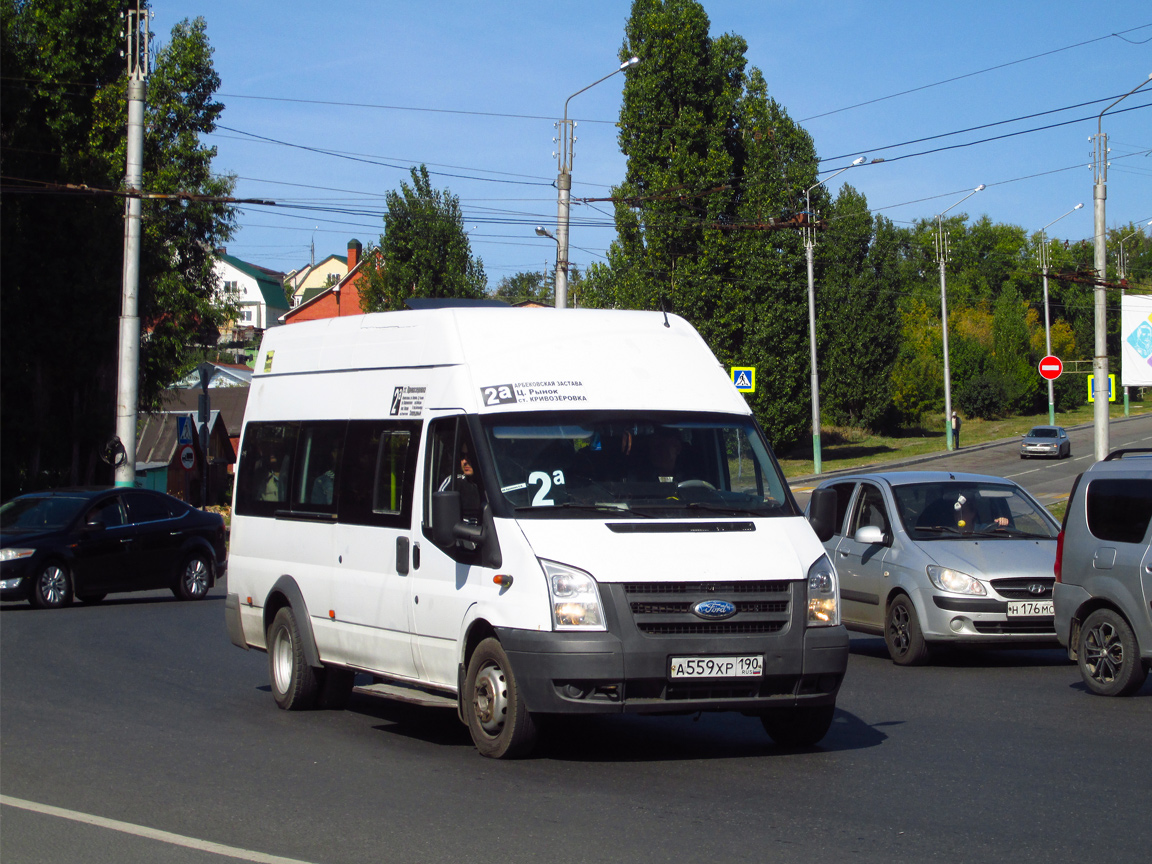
[464,638,538,759]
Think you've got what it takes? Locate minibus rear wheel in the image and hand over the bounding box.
[464,638,538,758]
[267,607,320,710]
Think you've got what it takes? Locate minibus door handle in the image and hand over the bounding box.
[396,536,410,576]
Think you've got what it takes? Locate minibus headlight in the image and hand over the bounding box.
[541,560,606,631]
[806,555,840,627]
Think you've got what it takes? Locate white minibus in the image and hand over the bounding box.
[225,304,847,757]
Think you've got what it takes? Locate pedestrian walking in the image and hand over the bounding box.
[951,411,962,449]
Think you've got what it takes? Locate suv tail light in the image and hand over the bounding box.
[1054,529,1064,582]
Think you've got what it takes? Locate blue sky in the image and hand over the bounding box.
[150,1,1151,283]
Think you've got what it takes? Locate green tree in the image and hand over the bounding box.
[586,0,821,449]
[817,185,905,430]
[1,2,235,493]
[360,165,486,312]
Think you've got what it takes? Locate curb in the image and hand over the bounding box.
[787,412,1149,487]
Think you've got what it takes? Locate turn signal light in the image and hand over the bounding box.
[493,574,514,587]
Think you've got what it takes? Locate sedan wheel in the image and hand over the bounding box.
[31,563,73,609]
[174,553,211,601]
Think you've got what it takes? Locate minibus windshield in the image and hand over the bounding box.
[480,411,797,519]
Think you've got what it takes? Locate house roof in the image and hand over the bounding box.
[169,363,252,389]
[158,387,249,435]
[135,409,236,468]
[219,252,290,310]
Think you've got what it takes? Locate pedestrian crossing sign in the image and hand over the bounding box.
[731,367,755,393]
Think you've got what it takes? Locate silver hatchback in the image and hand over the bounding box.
[810,471,1061,665]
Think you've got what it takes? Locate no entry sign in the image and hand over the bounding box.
[1038,355,1063,381]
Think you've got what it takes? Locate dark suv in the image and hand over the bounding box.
[1053,450,1152,696]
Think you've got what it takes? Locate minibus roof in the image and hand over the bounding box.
[254,308,750,416]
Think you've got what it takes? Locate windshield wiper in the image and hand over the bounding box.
[514,502,649,517]
[915,525,964,537]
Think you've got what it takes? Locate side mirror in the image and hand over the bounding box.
[83,518,106,532]
[431,491,464,548]
[807,487,838,543]
[854,525,887,546]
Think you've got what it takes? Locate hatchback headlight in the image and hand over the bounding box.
[1,548,34,563]
[541,560,606,631]
[927,565,986,595]
[806,555,840,627]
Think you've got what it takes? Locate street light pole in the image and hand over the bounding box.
[803,156,865,474]
[553,57,639,309]
[1118,219,1152,416]
[1037,203,1084,424]
[1092,73,1152,460]
[935,184,985,451]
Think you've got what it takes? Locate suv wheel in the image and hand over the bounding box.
[1078,608,1149,697]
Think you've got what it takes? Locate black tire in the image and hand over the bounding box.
[463,637,537,759]
[1078,608,1149,697]
[760,704,836,747]
[174,551,212,601]
[30,562,73,609]
[267,607,320,710]
[317,666,356,710]
[77,593,107,605]
[885,594,930,666]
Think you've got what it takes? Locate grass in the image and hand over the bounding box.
[777,401,1146,480]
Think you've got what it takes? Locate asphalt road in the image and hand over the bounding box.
[3,420,1151,864]
[790,412,1152,509]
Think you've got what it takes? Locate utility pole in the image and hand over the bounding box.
[1037,203,1083,425]
[114,1,149,487]
[1092,73,1152,461]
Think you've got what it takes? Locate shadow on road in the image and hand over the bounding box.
[342,691,892,762]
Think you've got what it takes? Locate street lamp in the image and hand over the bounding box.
[802,155,866,474]
[1037,203,1084,424]
[935,184,985,450]
[552,56,639,309]
[1117,218,1152,415]
[1092,72,1152,460]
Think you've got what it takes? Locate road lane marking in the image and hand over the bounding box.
[0,796,318,864]
[1004,467,1044,477]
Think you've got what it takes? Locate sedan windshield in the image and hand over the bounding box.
[480,411,796,519]
[1028,428,1057,438]
[892,481,1058,540]
[0,496,88,532]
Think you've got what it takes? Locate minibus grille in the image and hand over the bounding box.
[623,581,793,636]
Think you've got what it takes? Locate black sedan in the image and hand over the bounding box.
[1,488,227,608]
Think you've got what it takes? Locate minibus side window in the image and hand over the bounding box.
[235,422,300,517]
[291,422,346,514]
[340,420,421,529]
[424,417,486,561]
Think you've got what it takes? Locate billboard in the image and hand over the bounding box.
[1121,294,1152,387]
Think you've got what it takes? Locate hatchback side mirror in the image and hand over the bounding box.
[854,525,887,546]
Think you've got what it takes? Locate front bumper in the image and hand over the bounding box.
[497,580,849,715]
[919,591,1058,643]
[1021,445,1059,457]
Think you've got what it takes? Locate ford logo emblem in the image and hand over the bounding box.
[693,600,737,620]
